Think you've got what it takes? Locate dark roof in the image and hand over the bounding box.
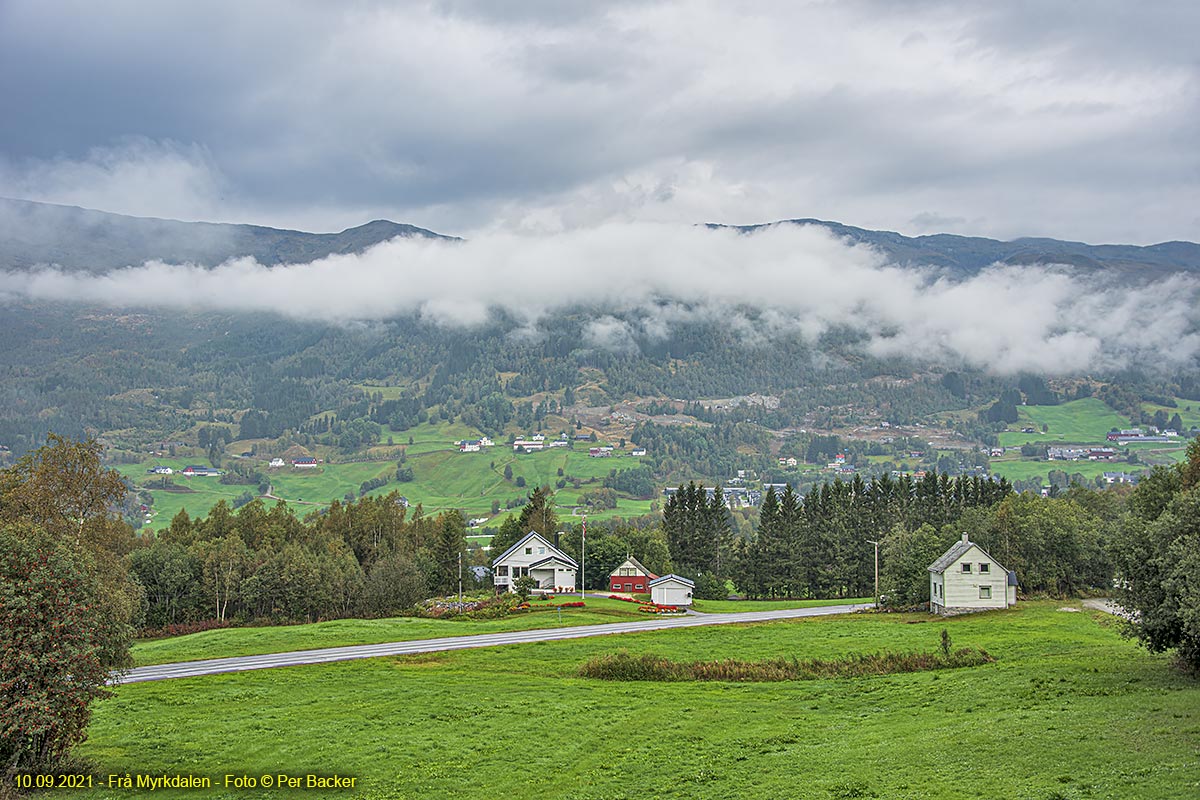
[929,537,1008,574]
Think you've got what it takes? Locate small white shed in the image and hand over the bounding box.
[649,574,694,607]
[929,533,1017,616]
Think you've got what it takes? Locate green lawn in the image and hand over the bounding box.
[996,398,1131,447]
[63,602,1200,799]
[691,597,872,613]
[131,597,649,667]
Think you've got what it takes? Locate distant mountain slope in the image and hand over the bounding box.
[712,218,1200,278]
[0,198,457,272]
[3,197,1197,278]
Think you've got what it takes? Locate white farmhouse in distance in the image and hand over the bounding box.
[929,534,1017,616]
[492,531,577,594]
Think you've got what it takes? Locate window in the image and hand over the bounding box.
[961,563,972,573]
[538,547,546,555]
[497,565,508,576]
[979,563,990,573]
[525,547,533,555]
[979,586,992,600]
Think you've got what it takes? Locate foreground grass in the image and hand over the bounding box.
[61,602,1200,799]
[131,597,649,666]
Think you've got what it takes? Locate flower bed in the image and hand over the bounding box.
[608,594,642,603]
[637,604,681,614]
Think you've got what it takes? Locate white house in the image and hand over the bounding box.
[492,531,577,594]
[929,534,1017,616]
[649,574,694,607]
[268,457,285,468]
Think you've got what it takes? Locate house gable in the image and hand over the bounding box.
[492,531,577,593]
[610,556,655,579]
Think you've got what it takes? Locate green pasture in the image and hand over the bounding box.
[396,444,650,519]
[691,597,872,613]
[64,602,1200,799]
[996,398,1131,447]
[131,597,868,667]
[381,419,483,455]
[988,458,1131,483]
[118,432,651,528]
[1140,397,1200,430]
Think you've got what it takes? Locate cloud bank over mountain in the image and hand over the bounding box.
[3,222,1197,375]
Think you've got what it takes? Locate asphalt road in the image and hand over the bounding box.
[118,602,872,684]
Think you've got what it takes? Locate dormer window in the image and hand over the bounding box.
[961,563,972,573]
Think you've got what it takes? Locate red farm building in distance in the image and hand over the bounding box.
[609,556,658,594]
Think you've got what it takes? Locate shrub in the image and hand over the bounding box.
[579,646,995,682]
[139,619,233,639]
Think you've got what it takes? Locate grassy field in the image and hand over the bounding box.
[691,597,871,613]
[1140,397,1200,430]
[131,597,650,666]
[997,398,1131,447]
[60,602,1200,799]
[130,598,872,666]
[988,458,1128,483]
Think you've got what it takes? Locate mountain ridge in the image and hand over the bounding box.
[0,197,457,273]
[712,218,1200,278]
[3,197,1198,278]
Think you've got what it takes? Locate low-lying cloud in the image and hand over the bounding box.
[2,222,1198,375]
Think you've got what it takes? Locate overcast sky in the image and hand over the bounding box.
[1,0,1197,243]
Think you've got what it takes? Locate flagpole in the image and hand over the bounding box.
[580,513,586,599]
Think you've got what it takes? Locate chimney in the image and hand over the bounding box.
[554,532,560,549]
[961,533,969,544]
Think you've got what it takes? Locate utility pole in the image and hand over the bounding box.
[580,513,587,600]
[867,539,880,608]
[458,550,463,607]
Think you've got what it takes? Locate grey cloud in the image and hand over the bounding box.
[0,1,1196,242]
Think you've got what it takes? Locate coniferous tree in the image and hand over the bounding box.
[432,509,466,595]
